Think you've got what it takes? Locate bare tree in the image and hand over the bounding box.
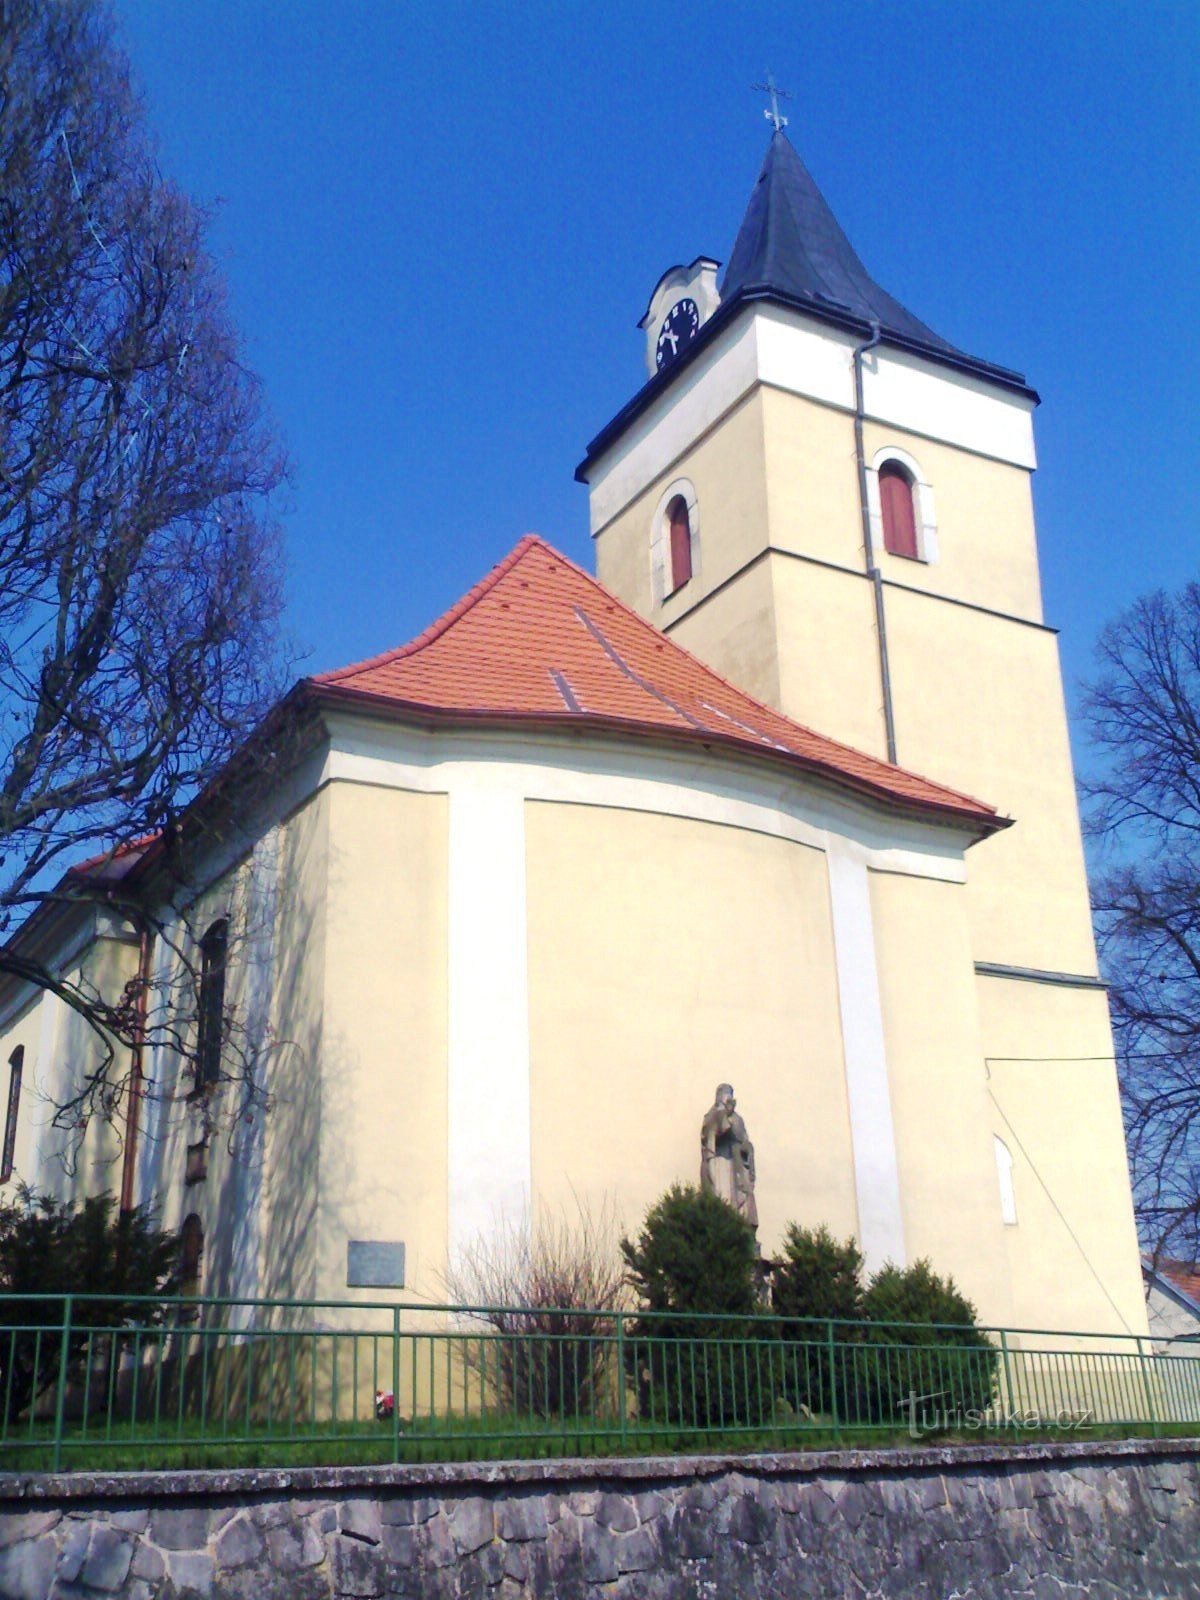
[1083,583,1200,1264]
[444,1203,629,1420]
[0,2,289,1124]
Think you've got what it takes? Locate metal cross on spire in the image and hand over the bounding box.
[752,71,791,133]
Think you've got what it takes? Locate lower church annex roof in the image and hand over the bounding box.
[310,535,1005,835]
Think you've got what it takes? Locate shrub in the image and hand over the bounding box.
[444,1202,626,1420]
[853,1259,998,1427]
[620,1184,770,1431]
[770,1224,864,1418]
[0,1187,179,1422]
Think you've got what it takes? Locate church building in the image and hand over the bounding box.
[0,130,1148,1339]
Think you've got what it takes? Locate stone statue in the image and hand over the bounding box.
[700,1083,758,1230]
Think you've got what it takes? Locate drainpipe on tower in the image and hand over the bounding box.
[853,320,898,765]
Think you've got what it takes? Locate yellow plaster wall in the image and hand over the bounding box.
[666,556,781,710]
[258,787,331,1302]
[869,869,1013,1325]
[862,418,1044,623]
[760,387,865,569]
[770,555,889,760]
[593,390,769,630]
[976,974,1148,1336]
[0,937,137,1208]
[884,589,1097,973]
[524,800,856,1254]
[317,781,449,1303]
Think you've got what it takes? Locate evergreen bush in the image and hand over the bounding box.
[0,1187,179,1422]
[770,1224,864,1419]
[620,1184,771,1431]
[853,1259,998,1427]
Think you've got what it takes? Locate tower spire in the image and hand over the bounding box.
[752,71,791,134]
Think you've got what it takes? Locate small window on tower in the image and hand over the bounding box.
[879,461,919,559]
[667,495,693,592]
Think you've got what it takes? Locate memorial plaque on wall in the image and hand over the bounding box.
[346,1240,406,1288]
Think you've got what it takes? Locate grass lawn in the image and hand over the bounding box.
[2,1412,1195,1474]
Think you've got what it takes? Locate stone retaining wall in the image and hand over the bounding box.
[1,1437,1198,1599]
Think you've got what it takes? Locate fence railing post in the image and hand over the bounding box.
[827,1320,840,1442]
[616,1311,628,1451]
[999,1330,1017,1435]
[391,1306,401,1463]
[1137,1336,1161,1437]
[52,1295,73,1473]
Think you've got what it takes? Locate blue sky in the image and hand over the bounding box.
[113,1,1197,746]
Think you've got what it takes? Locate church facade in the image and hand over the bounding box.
[0,133,1148,1339]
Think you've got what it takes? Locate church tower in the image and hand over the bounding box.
[577,132,1137,1332]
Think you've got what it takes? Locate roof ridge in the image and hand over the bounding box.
[313,534,547,686]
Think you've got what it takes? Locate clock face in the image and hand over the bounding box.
[655,297,701,371]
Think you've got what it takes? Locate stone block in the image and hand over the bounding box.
[0,1536,57,1600]
[56,1520,90,1583]
[166,1548,215,1596]
[615,1525,658,1572]
[332,1532,385,1597]
[131,1539,166,1581]
[0,1511,60,1548]
[595,1492,638,1532]
[379,1495,440,1527]
[633,1489,670,1524]
[150,1504,210,1551]
[502,1542,528,1581]
[581,1520,620,1584]
[729,1493,771,1546]
[419,1513,457,1569]
[80,1525,133,1593]
[449,1494,494,1555]
[109,1509,150,1534]
[382,1522,417,1567]
[473,1539,508,1587]
[338,1497,383,1545]
[266,1516,324,1571]
[496,1495,548,1542]
[214,1513,263,1569]
[672,1506,715,1560]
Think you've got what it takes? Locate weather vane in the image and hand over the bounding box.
[752,71,791,133]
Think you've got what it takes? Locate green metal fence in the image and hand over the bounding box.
[0,1293,1197,1471]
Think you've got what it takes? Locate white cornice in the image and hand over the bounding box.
[318,712,977,882]
[587,302,1038,534]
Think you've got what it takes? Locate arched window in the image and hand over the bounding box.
[993,1135,1018,1226]
[879,460,919,559]
[179,1213,204,1297]
[195,918,228,1094]
[667,494,693,592]
[1,1046,23,1183]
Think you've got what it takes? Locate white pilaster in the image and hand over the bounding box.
[446,783,532,1263]
[826,850,906,1273]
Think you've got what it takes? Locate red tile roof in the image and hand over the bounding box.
[309,535,1004,833]
[1159,1260,1200,1308]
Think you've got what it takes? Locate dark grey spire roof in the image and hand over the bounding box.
[721,130,958,355]
[576,132,1035,482]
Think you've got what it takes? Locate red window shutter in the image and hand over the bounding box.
[668,497,692,590]
[879,464,918,559]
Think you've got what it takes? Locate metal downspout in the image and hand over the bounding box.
[853,320,898,764]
